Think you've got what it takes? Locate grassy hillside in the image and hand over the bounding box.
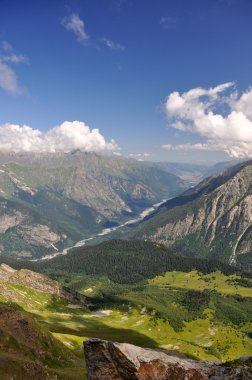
[2,240,252,365]
[0,303,85,379]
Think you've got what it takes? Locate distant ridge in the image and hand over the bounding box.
[0,151,186,259]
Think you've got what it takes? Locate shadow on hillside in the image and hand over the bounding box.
[40,315,159,349]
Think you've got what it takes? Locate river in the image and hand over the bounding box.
[35,198,167,261]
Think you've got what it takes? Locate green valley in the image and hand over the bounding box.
[1,239,252,376]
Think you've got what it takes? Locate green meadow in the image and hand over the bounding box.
[2,266,252,378]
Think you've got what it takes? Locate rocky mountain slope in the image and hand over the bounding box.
[84,339,252,380]
[130,160,252,268]
[0,151,187,259]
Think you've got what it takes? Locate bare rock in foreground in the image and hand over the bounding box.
[84,339,252,380]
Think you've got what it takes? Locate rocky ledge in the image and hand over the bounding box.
[84,339,252,380]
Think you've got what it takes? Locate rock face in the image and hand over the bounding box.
[84,339,252,380]
[133,160,252,267]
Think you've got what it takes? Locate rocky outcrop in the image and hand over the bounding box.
[16,224,61,247]
[0,210,25,233]
[84,339,252,380]
[0,264,86,305]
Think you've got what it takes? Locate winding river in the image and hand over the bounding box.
[36,198,167,261]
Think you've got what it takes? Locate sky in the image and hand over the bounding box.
[0,0,252,163]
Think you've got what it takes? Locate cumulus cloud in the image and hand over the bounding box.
[62,14,89,44]
[100,37,125,51]
[164,82,252,158]
[0,41,28,95]
[0,121,118,153]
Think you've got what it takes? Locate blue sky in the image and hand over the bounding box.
[0,0,252,163]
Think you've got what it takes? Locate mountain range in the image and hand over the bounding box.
[0,151,241,261]
[131,160,252,269]
[1,151,252,379]
[0,151,189,259]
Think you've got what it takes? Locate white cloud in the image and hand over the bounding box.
[129,152,150,159]
[0,41,28,95]
[0,121,118,153]
[162,143,173,150]
[100,37,125,51]
[0,62,21,95]
[62,14,89,44]
[0,41,28,64]
[1,54,28,64]
[163,142,224,152]
[163,141,252,159]
[129,153,142,157]
[62,15,125,52]
[164,83,252,158]
[233,88,252,120]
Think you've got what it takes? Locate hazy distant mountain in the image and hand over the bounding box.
[0,151,187,259]
[154,160,243,186]
[202,159,245,179]
[130,160,252,269]
[154,162,208,186]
